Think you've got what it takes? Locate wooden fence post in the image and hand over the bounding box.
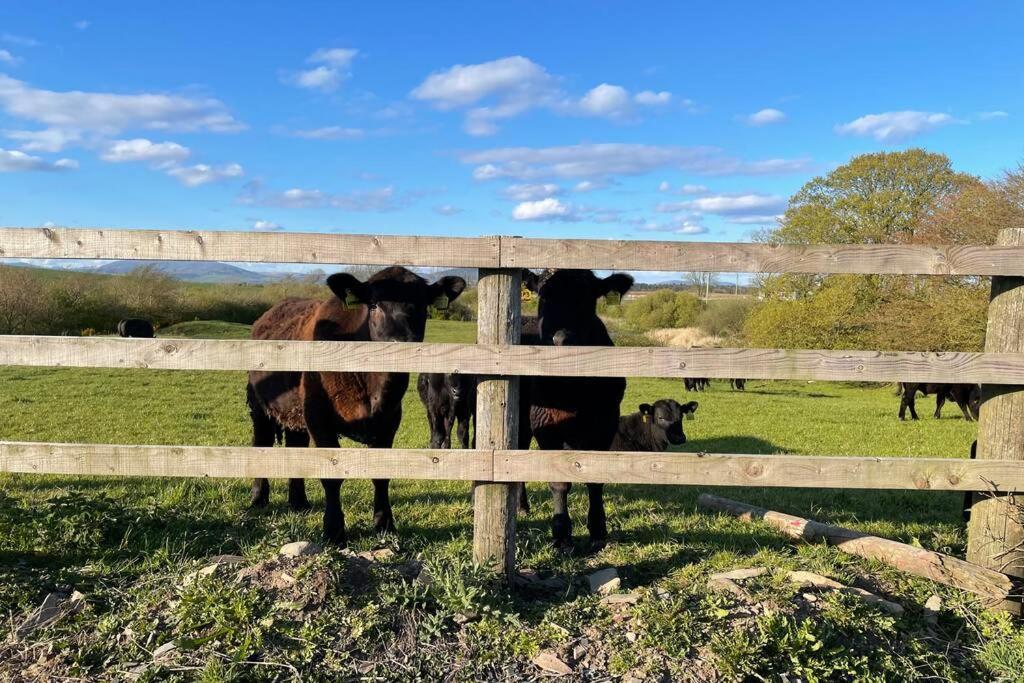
[472,264,521,579]
[967,227,1024,614]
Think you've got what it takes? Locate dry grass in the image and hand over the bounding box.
[646,326,724,348]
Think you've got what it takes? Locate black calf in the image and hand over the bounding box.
[730,378,746,391]
[684,378,710,391]
[612,400,698,452]
[417,373,477,449]
[899,383,980,421]
[117,318,155,338]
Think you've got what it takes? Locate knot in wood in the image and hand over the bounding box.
[194,233,204,245]
[914,476,931,490]
[744,462,765,477]
[947,474,960,486]
[432,456,440,464]
[42,227,55,240]
[574,461,582,470]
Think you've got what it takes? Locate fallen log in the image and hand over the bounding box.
[697,493,1023,613]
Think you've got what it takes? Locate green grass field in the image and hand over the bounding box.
[1,320,1021,681]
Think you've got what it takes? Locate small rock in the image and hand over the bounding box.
[358,548,395,562]
[787,571,904,616]
[654,587,672,601]
[802,592,818,603]
[414,566,434,587]
[710,567,767,582]
[278,572,297,586]
[787,571,843,590]
[572,645,588,661]
[533,652,573,676]
[588,568,620,595]
[208,554,245,565]
[625,631,637,643]
[923,594,942,624]
[708,576,748,599]
[152,642,177,661]
[279,541,320,558]
[600,592,640,606]
[14,589,86,641]
[453,612,477,625]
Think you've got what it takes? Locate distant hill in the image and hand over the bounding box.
[95,260,272,284]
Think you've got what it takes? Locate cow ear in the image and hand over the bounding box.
[327,272,368,307]
[598,273,634,302]
[639,403,654,415]
[682,401,698,419]
[430,276,466,309]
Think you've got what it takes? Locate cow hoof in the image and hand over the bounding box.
[586,538,608,555]
[553,539,575,556]
[323,528,347,547]
[373,515,397,535]
[289,499,313,513]
[249,498,269,509]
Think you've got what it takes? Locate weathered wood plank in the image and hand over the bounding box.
[0,441,492,481]
[3,336,1024,384]
[0,227,499,268]
[968,228,1024,586]
[495,450,1024,491]
[6,227,1024,275]
[6,442,1024,494]
[472,268,521,577]
[504,236,1024,276]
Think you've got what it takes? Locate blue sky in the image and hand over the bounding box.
[1,1,1022,247]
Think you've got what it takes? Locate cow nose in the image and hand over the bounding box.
[552,329,570,346]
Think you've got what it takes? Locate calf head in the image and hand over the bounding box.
[639,399,698,445]
[326,266,466,342]
[445,373,471,402]
[535,269,633,346]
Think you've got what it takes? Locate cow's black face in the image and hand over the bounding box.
[640,399,698,445]
[536,269,633,346]
[446,373,469,402]
[327,267,466,343]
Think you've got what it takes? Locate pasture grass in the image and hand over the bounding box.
[0,319,1019,681]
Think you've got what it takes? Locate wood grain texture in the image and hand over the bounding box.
[0,227,499,268]
[698,494,1022,609]
[504,236,1024,275]
[4,336,1024,384]
[968,228,1024,583]
[472,268,521,577]
[495,450,1024,491]
[5,227,1024,275]
[0,441,492,480]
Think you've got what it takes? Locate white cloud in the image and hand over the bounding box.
[252,220,283,231]
[659,182,708,194]
[412,56,677,134]
[573,180,603,193]
[461,143,812,181]
[978,110,1009,121]
[639,218,708,235]
[239,182,417,212]
[308,48,358,68]
[288,126,366,140]
[0,75,244,135]
[727,214,783,225]
[501,183,561,201]
[166,162,243,187]
[658,180,670,192]
[433,204,462,216]
[1,33,38,47]
[74,20,90,30]
[743,108,787,126]
[657,193,785,216]
[0,147,77,172]
[0,49,18,65]
[512,197,575,221]
[835,111,957,142]
[634,90,671,105]
[285,47,359,93]
[578,83,632,119]
[100,138,190,164]
[4,128,81,152]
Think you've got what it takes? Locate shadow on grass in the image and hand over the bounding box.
[679,435,781,454]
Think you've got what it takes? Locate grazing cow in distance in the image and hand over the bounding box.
[117,318,155,338]
[898,382,980,421]
[684,378,710,392]
[246,266,466,546]
[521,268,634,554]
[612,399,699,452]
[417,373,476,449]
[730,378,746,391]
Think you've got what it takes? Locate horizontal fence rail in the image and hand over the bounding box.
[5,227,1024,275]
[3,336,1024,384]
[2,441,1021,492]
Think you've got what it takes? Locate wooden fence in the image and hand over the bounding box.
[2,226,1023,601]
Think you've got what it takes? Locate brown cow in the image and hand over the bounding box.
[246,266,466,545]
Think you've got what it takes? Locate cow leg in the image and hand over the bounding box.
[441,412,455,450]
[517,482,531,514]
[456,409,471,449]
[284,430,312,511]
[369,425,398,535]
[247,385,276,508]
[900,392,918,420]
[586,483,607,552]
[934,392,946,419]
[307,421,345,545]
[957,399,974,422]
[549,481,574,554]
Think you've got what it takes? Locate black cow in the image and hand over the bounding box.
[964,440,978,522]
[684,378,710,392]
[417,373,476,449]
[117,318,155,338]
[521,268,634,553]
[612,399,699,452]
[730,379,746,391]
[898,383,980,421]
